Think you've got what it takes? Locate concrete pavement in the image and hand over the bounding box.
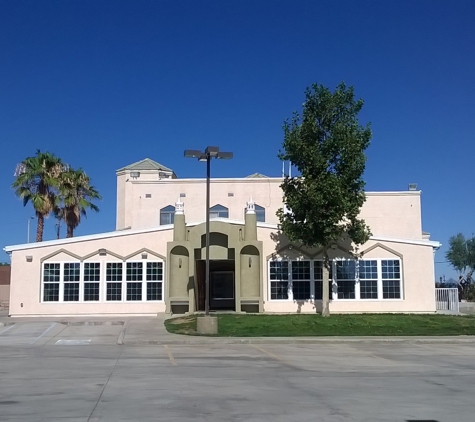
[1,310,475,346]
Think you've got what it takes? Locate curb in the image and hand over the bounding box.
[122,335,475,346]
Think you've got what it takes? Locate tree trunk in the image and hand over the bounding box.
[321,247,331,317]
[36,215,44,242]
[56,218,61,239]
[66,225,74,238]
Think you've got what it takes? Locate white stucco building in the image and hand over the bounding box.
[4,158,440,317]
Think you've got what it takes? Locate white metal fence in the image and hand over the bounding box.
[435,288,459,312]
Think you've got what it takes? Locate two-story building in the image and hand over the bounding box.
[4,158,440,317]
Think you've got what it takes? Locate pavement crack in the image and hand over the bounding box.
[87,348,124,422]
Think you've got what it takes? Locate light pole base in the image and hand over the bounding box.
[197,316,218,335]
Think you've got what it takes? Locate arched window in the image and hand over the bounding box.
[160,205,175,225]
[210,204,229,218]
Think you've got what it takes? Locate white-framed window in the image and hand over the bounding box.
[83,262,100,301]
[314,261,332,300]
[382,259,401,299]
[268,259,311,301]
[269,260,289,300]
[106,262,123,301]
[160,205,175,225]
[43,263,60,302]
[335,260,356,299]
[359,260,378,299]
[41,260,164,303]
[267,258,402,301]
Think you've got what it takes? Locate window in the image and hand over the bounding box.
[106,263,123,301]
[42,260,165,303]
[244,204,266,222]
[126,262,143,300]
[63,263,80,301]
[269,261,289,299]
[210,204,229,218]
[292,261,311,300]
[382,260,401,299]
[336,261,356,299]
[43,263,60,302]
[160,205,175,225]
[359,260,378,299]
[146,262,163,300]
[314,261,332,300]
[84,263,100,301]
[268,258,403,302]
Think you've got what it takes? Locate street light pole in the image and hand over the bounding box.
[184,146,233,317]
[205,154,211,316]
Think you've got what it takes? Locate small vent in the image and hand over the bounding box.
[180,193,186,198]
[145,194,152,198]
[228,193,234,197]
[408,183,418,191]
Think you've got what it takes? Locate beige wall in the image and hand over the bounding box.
[116,171,424,240]
[8,229,173,317]
[257,226,436,314]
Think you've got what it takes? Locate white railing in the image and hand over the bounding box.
[435,288,459,312]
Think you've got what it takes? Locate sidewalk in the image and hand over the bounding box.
[2,310,475,345]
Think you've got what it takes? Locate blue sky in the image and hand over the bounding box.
[1,1,474,281]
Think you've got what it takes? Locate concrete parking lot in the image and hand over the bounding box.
[1,318,474,422]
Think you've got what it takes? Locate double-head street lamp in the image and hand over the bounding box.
[184,146,233,316]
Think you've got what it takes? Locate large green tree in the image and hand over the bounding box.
[446,233,475,281]
[12,150,64,242]
[278,82,372,316]
[57,168,101,238]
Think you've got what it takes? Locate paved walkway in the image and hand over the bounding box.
[2,310,475,346]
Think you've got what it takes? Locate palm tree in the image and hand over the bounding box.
[59,168,101,238]
[12,151,64,242]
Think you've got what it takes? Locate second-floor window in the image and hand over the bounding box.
[160,205,175,225]
[210,204,229,218]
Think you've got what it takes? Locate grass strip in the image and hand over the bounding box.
[165,314,475,337]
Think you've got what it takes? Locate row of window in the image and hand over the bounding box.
[42,262,163,303]
[269,259,402,301]
[160,203,266,225]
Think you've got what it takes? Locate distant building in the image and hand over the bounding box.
[4,158,440,316]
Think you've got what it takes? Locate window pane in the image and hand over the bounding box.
[43,263,60,282]
[147,282,162,301]
[269,261,288,280]
[44,283,59,301]
[106,283,122,301]
[84,283,100,301]
[126,262,143,281]
[106,263,122,281]
[127,282,142,301]
[383,280,401,299]
[64,263,80,282]
[336,261,356,280]
[292,261,310,280]
[146,262,163,281]
[292,280,311,300]
[359,260,377,279]
[360,280,378,299]
[337,280,355,299]
[382,260,400,279]
[64,283,79,301]
[160,212,174,225]
[84,263,100,282]
[314,280,332,300]
[271,281,288,299]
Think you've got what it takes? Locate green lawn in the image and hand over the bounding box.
[165,313,475,337]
